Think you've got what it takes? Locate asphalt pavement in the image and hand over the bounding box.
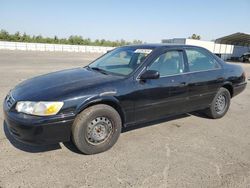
[0,50,250,188]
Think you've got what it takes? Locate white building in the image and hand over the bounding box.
[162,32,250,60]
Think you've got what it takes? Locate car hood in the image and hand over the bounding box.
[12,67,120,101]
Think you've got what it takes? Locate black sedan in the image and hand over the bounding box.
[3,44,247,154]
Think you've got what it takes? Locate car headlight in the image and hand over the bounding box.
[15,101,64,116]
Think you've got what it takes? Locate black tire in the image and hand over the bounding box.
[72,104,122,154]
[205,87,231,119]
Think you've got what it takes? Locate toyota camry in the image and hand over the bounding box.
[3,44,247,154]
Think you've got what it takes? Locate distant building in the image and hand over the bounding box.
[162,32,250,60]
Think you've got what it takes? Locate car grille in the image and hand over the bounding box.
[5,93,16,109]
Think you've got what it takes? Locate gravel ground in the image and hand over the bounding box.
[0,50,250,188]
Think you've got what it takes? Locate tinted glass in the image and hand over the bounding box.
[186,49,219,72]
[148,51,185,77]
[89,47,152,76]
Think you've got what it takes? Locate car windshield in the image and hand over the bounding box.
[88,47,153,76]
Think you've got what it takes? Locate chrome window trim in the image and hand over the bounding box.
[136,47,222,81]
[159,67,222,78]
[136,67,221,81]
[135,67,146,81]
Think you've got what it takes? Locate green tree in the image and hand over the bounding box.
[0,29,144,47]
[189,34,201,40]
[35,35,43,43]
[132,39,143,44]
[54,36,59,43]
[69,35,84,45]
[14,32,21,41]
[0,30,10,40]
[21,32,32,42]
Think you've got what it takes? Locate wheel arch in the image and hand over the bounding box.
[76,96,126,126]
[222,82,233,98]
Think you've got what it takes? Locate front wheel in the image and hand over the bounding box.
[72,104,122,154]
[205,87,231,119]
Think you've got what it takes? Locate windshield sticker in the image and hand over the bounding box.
[134,49,152,54]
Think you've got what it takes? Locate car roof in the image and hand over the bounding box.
[122,43,205,50]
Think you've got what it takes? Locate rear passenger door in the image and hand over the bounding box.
[185,48,224,110]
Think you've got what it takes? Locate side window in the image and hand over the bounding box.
[148,51,185,77]
[186,49,220,72]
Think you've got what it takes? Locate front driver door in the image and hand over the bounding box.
[133,49,189,123]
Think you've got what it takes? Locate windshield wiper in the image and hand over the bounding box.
[88,66,109,75]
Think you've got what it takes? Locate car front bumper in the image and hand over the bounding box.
[3,101,75,145]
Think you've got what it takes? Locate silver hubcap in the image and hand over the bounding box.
[86,117,113,145]
[215,94,226,113]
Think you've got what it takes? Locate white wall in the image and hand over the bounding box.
[163,38,239,60]
[0,41,114,53]
[185,39,215,52]
[185,39,234,55]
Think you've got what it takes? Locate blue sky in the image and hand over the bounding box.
[0,0,249,42]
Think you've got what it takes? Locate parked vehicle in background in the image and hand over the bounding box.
[3,44,247,154]
[239,52,250,62]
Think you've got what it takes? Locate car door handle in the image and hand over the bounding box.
[216,77,224,82]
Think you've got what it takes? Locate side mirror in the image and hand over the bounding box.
[140,70,160,80]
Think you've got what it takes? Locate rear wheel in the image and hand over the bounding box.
[205,87,231,119]
[72,104,122,154]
